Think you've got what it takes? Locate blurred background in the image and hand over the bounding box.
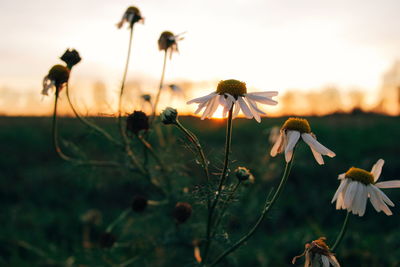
[1,0,400,117]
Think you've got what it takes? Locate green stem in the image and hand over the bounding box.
[203,107,233,263]
[209,155,295,266]
[52,91,123,169]
[106,209,131,233]
[211,181,242,238]
[151,50,168,122]
[175,120,210,181]
[66,84,121,147]
[331,211,350,252]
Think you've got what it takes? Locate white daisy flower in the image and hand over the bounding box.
[42,65,69,96]
[331,159,400,216]
[116,6,144,29]
[270,118,335,164]
[186,79,278,123]
[292,237,340,267]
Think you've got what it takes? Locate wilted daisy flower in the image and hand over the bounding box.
[158,31,184,58]
[160,107,178,125]
[126,111,149,135]
[186,79,278,122]
[42,65,70,96]
[116,6,144,29]
[173,202,192,224]
[332,159,400,216]
[270,118,335,164]
[60,48,81,69]
[292,237,340,267]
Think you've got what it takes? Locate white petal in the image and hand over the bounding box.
[270,132,284,157]
[375,180,400,189]
[244,98,261,122]
[344,181,358,210]
[310,146,324,165]
[321,255,330,267]
[233,100,240,118]
[187,92,216,104]
[353,183,367,216]
[336,179,350,210]
[247,91,278,98]
[246,97,266,114]
[370,185,393,215]
[284,131,300,162]
[245,93,278,105]
[332,179,347,203]
[224,93,235,109]
[370,159,384,182]
[237,96,253,118]
[201,95,218,119]
[194,100,209,114]
[301,133,336,157]
[338,173,346,180]
[376,188,395,207]
[328,255,341,267]
[367,185,382,212]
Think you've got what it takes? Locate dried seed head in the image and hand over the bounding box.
[282,117,311,133]
[235,167,254,182]
[126,111,149,135]
[47,65,70,90]
[99,233,116,248]
[141,94,151,102]
[60,49,81,69]
[173,202,192,224]
[309,237,330,256]
[158,31,176,51]
[216,79,247,97]
[345,167,374,185]
[160,107,178,125]
[125,6,143,24]
[131,195,148,212]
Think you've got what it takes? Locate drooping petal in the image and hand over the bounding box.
[321,255,330,267]
[237,96,253,118]
[246,97,266,115]
[353,183,367,216]
[344,181,358,209]
[187,92,217,104]
[375,180,400,188]
[309,146,324,165]
[370,185,393,215]
[370,159,384,182]
[270,131,284,157]
[376,188,395,207]
[367,185,382,212]
[335,179,349,210]
[194,100,209,114]
[201,95,219,119]
[301,133,336,157]
[245,93,278,105]
[244,98,261,122]
[328,255,341,267]
[233,100,240,118]
[42,76,55,96]
[338,173,346,180]
[284,130,300,162]
[332,179,347,203]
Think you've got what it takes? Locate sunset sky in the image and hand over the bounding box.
[1,0,400,115]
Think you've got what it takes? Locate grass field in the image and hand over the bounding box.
[1,114,399,266]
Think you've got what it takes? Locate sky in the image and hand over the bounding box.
[1,0,400,115]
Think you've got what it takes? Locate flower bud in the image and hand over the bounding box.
[99,233,116,248]
[126,111,149,135]
[234,167,254,182]
[160,107,178,125]
[60,48,81,69]
[173,202,192,224]
[131,195,148,212]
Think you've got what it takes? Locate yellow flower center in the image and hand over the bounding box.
[310,238,330,256]
[216,79,247,97]
[345,167,374,185]
[282,118,311,133]
[48,65,69,86]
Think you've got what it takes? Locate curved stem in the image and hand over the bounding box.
[331,211,350,252]
[52,92,122,168]
[151,50,168,121]
[66,84,121,146]
[174,120,210,181]
[203,107,233,263]
[209,156,295,266]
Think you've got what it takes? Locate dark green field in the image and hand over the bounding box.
[1,114,399,266]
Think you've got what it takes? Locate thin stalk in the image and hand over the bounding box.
[175,120,210,181]
[115,26,144,173]
[52,92,123,168]
[106,209,131,233]
[209,155,295,266]
[203,107,233,263]
[331,211,350,252]
[66,84,121,146]
[151,50,168,122]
